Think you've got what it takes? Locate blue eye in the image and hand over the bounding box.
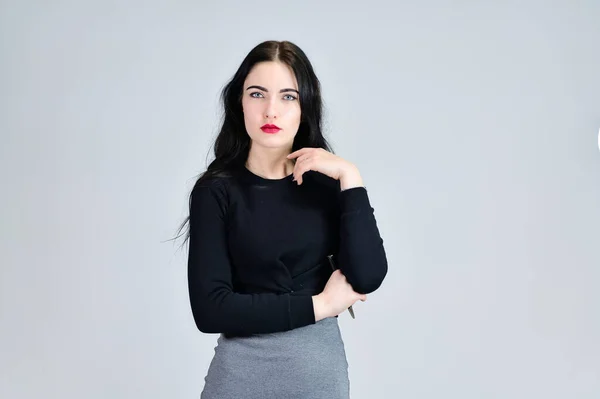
[249,92,297,101]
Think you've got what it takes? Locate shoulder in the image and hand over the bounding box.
[193,174,229,192]
[190,172,235,212]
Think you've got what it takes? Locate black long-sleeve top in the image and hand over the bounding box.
[187,164,388,337]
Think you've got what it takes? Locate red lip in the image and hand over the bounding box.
[261,124,281,134]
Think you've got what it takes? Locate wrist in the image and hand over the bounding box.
[339,165,363,191]
[312,294,329,322]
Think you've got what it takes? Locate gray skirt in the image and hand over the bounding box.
[200,316,350,399]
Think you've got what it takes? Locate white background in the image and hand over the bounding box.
[1,1,599,398]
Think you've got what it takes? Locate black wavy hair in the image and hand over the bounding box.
[171,40,333,247]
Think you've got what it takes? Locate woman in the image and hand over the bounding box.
[180,40,388,398]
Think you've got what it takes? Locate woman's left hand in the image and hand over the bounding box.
[287,147,359,186]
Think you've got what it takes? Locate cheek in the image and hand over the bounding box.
[283,104,301,123]
[242,100,261,121]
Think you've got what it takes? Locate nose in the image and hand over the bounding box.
[264,97,278,119]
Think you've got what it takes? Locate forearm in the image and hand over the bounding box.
[189,286,316,335]
[336,170,388,294]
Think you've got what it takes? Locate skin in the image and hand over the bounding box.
[241,61,367,321]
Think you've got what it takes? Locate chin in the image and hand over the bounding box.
[250,133,295,149]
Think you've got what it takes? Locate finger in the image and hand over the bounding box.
[292,158,301,183]
[334,269,346,279]
[292,164,303,185]
[296,154,311,164]
[287,147,311,160]
[294,157,313,185]
[354,294,366,302]
[291,154,308,184]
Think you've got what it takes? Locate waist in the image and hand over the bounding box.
[290,259,331,295]
[236,259,332,296]
[220,316,340,342]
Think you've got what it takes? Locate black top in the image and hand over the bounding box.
[187,164,388,337]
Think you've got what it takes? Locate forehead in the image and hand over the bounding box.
[244,61,298,89]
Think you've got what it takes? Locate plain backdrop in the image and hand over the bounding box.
[1,1,599,398]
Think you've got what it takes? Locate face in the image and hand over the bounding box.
[241,61,301,150]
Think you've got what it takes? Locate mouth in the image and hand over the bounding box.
[260,124,281,134]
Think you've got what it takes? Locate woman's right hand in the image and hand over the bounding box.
[312,269,367,321]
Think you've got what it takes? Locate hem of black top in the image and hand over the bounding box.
[288,293,316,329]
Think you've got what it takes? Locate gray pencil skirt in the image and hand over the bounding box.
[200,316,350,399]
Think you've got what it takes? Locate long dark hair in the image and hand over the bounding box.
[171,40,333,248]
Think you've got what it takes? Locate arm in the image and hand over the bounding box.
[335,167,388,294]
[187,182,316,335]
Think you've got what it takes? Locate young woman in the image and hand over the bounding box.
[180,40,388,398]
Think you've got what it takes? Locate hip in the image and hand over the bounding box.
[201,317,349,398]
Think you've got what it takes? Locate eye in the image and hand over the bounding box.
[249,92,264,98]
[283,94,297,101]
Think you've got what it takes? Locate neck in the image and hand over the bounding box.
[245,144,295,179]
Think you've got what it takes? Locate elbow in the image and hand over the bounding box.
[192,308,248,336]
[345,246,388,294]
[351,267,387,294]
[191,308,220,334]
[195,319,219,334]
[189,290,240,335]
[189,293,225,334]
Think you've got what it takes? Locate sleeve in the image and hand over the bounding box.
[187,181,316,335]
[336,186,388,294]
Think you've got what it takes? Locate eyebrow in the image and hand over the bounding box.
[246,85,299,94]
